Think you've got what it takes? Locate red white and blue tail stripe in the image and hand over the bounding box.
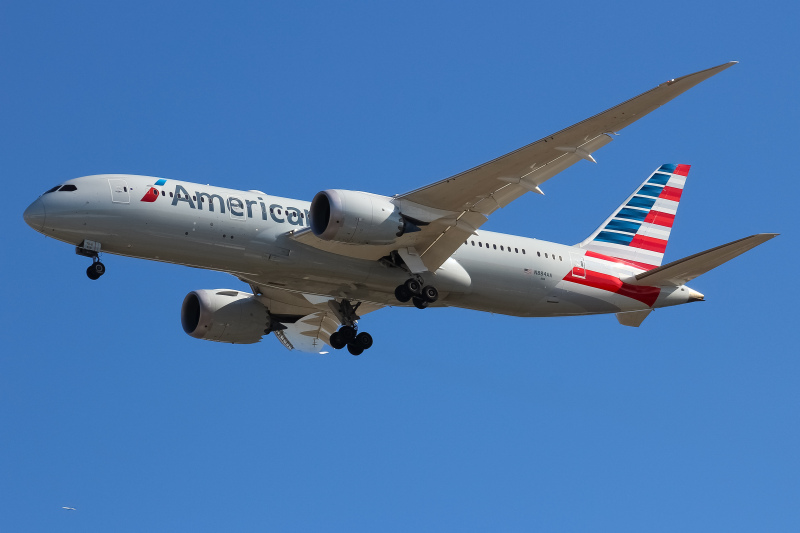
[578,164,689,270]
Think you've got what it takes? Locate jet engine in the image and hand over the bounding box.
[309,189,422,245]
[181,289,273,344]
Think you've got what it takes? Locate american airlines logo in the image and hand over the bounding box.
[140,178,167,203]
[142,180,310,227]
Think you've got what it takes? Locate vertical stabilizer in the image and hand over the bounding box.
[578,164,689,270]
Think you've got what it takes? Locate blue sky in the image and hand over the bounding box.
[2,1,798,531]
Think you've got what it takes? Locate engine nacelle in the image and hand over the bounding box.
[181,289,272,344]
[310,189,410,245]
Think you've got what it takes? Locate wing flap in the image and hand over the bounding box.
[238,280,385,353]
[629,233,778,287]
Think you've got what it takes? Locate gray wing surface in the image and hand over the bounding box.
[396,61,737,271]
[290,62,736,273]
[240,279,384,353]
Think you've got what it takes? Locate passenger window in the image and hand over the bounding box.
[559,256,562,261]
[161,190,165,196]
[493,244,497,250]
[545,253,548,258]
[552,255,556,260]
[123,187,128,192]
[170,192,173,197]
[522,249,526,254]
[471,240,475,246]
[479,242,482,247]
[515,248,518,253]
[500,245,504,251]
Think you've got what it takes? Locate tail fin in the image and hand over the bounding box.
[578,164,690,270]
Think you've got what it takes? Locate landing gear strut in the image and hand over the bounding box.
[394,277,438,309]
[76,241,106,280]
[327,299,374,356]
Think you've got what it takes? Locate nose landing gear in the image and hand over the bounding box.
[394,278,438,309]
[76,240,106,280]
[86,260,106,280]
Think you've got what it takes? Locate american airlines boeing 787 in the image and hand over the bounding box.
[23,61,776,354]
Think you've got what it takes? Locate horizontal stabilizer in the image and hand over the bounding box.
[616,309,653,327]
[629,233,778,286]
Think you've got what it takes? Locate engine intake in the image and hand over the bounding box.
[181,289,272,344]
[310,189,414,245]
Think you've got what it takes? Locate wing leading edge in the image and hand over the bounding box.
[397,61,737,271]
[291,62,738,273]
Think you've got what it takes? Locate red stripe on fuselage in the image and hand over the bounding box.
[644,210,675,228]
[563,269,661,307]
[585,250,657,272]
[659,186,682,202]
[630,234,667,253]
[674,164,691,176]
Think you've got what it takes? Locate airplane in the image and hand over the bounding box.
[23,61,777,355]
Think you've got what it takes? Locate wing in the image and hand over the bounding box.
[292,62,736,272]
[240,279,384,353]
[396,61,737,271]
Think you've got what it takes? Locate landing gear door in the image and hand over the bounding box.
[570,252,586,279]
[108,179,130,204]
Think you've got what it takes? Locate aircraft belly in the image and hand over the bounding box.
[449,257,544,315]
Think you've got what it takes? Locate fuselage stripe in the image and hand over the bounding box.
[584,250,657,271]
[562,269,661,307]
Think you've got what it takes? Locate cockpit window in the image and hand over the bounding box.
[43,184,78,194]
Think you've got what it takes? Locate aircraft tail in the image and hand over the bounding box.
[578,164,690,270]
[626,233,779,287]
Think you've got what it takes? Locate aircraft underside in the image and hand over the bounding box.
[22,61,777,354]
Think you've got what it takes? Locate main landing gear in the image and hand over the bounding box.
[394,278,438,309]
[328,299,374,356]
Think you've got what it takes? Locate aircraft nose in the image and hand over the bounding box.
[23,197,46,232]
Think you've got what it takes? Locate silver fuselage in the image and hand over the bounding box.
[24,174,697,317]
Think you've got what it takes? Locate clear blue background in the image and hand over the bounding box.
[2,1,797,531]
